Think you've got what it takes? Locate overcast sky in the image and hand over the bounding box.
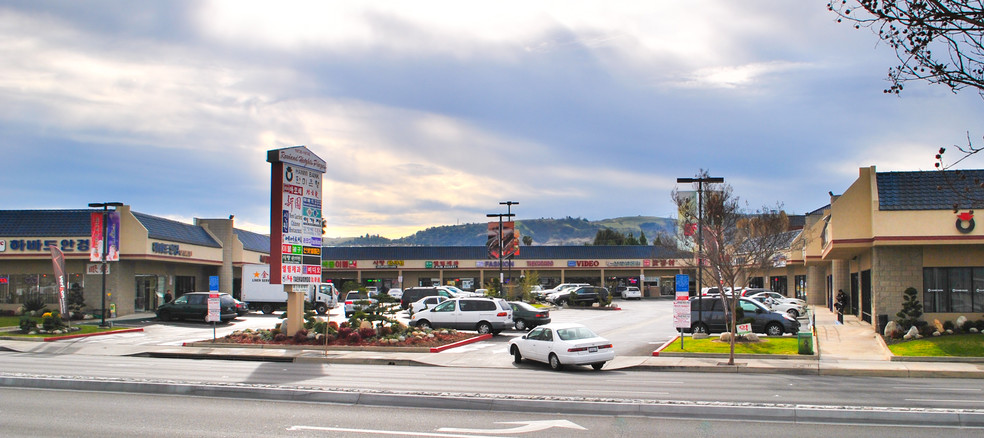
[3,1,983,238]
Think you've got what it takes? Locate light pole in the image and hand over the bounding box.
[486,212,514,297]
[676,176,723,326]
[499,201,518,293]
[88,202,124,328]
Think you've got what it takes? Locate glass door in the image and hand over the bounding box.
[134,275,158,311]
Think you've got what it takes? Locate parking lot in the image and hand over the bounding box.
[77,297,679,357]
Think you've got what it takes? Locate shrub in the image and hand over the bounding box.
[918,324,935,337]
[328,321,339,331]
[23,295,46,313]
[346,332,362,344]
[895,287,923,331]
[943,320,955,332]
[292,329,309,344]
[975,319,984,331]
[337,326,353,340]
[273,333,288,342]
[42,311,64,331]
[19,316,36,333]
[358,327,376,339]
[67,284,86,320]
[378,325,393,337]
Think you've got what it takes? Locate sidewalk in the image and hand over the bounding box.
[2,308,984,378]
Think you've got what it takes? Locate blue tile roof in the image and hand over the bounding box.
[877,170,984,211]
[321,245,689,260]
[235,229,270,252]
[0,209,94,236]
[132,212,221,248]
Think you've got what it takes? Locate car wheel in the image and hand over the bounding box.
[315,303,328,315]
[417,320,432,330]
[476,322,493,335]
[591,362,605,371]
[514,319,528,331]
[344,312,352,318]
[787,309,800,318]
[261,304,274,315]
[549,353,563,371]
[157,310,171,322]
[511,345,522,363]
[558,298,568,307]
[691,322,709,334]
[766,322,784,336]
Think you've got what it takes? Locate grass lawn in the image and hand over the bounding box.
[0,316,23,327]
[887,333,984,357]
[2,324,133,338]
[663,336,801,355]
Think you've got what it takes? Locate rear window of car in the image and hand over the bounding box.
[556,326,598,341]
[511,302,536,312]
[347,292,369,300]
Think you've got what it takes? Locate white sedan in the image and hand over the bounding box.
[620,286,642,300]
[748,294,807,317]
[508,322,615,371]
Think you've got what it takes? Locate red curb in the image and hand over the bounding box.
[652,335,680,356]
[430,333,492,353]
[43,327,144,342]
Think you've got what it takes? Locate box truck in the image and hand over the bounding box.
[241,264,338,315]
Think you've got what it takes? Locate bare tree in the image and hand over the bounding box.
[674,178,790,365]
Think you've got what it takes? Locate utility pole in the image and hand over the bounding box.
[676,175,724,327]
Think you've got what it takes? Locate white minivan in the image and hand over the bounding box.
[409,297,513,335]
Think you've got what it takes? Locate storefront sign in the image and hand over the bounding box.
[606,261,641,267]
[4,238,90,253]
[323,260,358,269]
[568,260,600,267]
[151,242,193,257]
[646,259,678,267]
[525,260,554,267]
[86,264,110,275]
[476,260,514,268]
[426,261,459,269]
[373,260,405,269]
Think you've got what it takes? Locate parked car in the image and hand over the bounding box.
[409,297,512,335]
[544,284,589,304]
[619,286,642,300]
[437,285,482,298]
[156,292,237,322]
[233,298,249,316]
[409,295,449,316]
[400,287,454,310]
[746,291,807,307]
[508,301,551,331]
[550,286,610,307]
[747,294,807,317]
[344,291,378,318]
[386,288,403,300]
[508,322,615,371]
[687,297,799,336]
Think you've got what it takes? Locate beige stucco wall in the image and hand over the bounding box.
[828,166,875,244]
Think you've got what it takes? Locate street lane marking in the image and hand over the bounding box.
[288,425,504,437]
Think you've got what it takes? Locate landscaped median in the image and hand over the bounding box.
[887,334,984,363]
[653,334,815,360]
[183,333,492,353]
[0,325,143,342]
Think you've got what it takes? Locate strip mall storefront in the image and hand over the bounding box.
[0,206,268,317]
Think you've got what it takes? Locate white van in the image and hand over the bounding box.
[409,297,513,335]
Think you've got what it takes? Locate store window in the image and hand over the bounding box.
[794,275,807,301]
[924,267,984,313]
[770,276,788,295]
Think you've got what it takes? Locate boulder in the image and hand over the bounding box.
[359,320,372,330]
[743,333,761,342]
[933,331,941,337]
[693,333,709,340]
[905,326,919,339]
[956,316,968,329]
[719,332,732,343]
[884,320,902,338]
[933,319,944,333]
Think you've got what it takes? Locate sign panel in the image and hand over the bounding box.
[737,323,752,335]
[673,300,691,329]
[268,146,326,286]
[206,293,221,322]
[209,276,219,292]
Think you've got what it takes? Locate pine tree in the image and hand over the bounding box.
[895,287,923,331]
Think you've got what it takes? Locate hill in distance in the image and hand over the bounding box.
[324,216,677,246]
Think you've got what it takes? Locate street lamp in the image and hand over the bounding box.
[88,202,124,327]
[676,176,724,326]
[486,212,515,297]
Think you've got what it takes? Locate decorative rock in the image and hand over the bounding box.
[956,316,968,329]
[903,333,913,340]
[933,331,941,337]
[359,320,372,330]
[744,333,761,342]
[933,319,944,333]
[693,333,709,340]
[884,320,901,338]
[905,326,919,339]
[719,332,732,342]
[971,328,979,333]
[945,329,953,335]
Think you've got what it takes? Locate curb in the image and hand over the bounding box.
[430,333,491,352]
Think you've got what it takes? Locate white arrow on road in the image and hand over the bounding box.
[438,420,586,434]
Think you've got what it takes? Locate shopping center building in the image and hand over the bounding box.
[762,166,984,329]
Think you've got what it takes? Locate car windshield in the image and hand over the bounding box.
[555,326,598,341]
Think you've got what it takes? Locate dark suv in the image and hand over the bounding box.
[400,287,453,310]
[552,286,610,306]
[156,292,237,322]
[687,296,799,336]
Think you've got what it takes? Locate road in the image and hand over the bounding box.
[3,388,982,438]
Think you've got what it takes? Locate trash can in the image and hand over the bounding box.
[797,331,814,355]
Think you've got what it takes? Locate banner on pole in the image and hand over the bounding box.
[48,245,68,316]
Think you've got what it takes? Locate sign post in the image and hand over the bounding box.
[268,146,326,336]
[673,274,691,349]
